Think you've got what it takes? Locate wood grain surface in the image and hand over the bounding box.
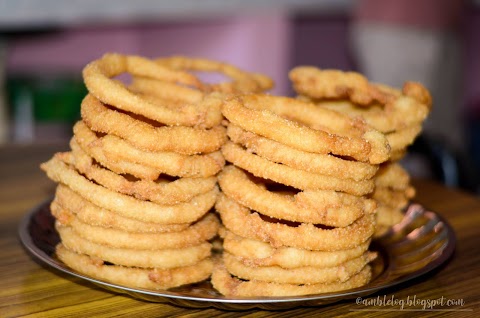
[1,143,479,317]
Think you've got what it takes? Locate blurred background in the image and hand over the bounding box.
[0,0,479,193]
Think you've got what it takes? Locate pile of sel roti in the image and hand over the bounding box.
[41,54,431,297]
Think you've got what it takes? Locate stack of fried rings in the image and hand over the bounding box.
[40,54,432,297]
[211,94,391,297]
[41,53,273,290]
[289,66,432,236]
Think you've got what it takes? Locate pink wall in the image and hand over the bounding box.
[463,8,480,113]
[6,14,292,95]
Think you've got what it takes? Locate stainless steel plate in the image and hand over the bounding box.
[19,200,455,310]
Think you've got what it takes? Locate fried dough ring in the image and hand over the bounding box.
[82,53,223,128]
[53,202,219,250]
[41,156,218,224]
[53,184,190,233]
[290,66,432,108]
[294,190,376,214]
[215,194,375,251]
[81,94,227,155]
[222,142,374,196]
[227,124,378,181]
[72,127,160,181]
[211,262,372,297]
[289,66,386,105]
[218,165,375,227]
[221,94,390,164]
[223,251,376,285]
[376,205,405,227]
[56,244,213,289]
[130,76,204,104]
[57,223,211,269]
[386,125,422,153]
[315,97,429,134]
[375,163,411,190]
[375,205,406,237]
[221,229,371,269]
[155,56,274,93]
[371,186,415,210]
[62,146,217,205]
[74,121,224,178]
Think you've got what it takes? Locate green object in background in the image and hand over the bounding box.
[6,74,87,123]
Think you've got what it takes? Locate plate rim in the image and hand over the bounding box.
[18,199,456,306]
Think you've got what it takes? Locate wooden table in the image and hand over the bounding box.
[1,143,479,317]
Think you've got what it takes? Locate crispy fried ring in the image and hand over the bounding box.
[223,251,376,285]
[376,205,405,227]
[61,146,217,205]
[155,56,274,93]
[390,149,408,161]
[53,201,219,250]
[74,121,224,178]
[41,156,218,224]
[221,229,371,269]
[81,94,227,155]
[72,127,159,181]
[59,147,217,205]
[215,194,375,251]
[57,223,212,269]
[374,205,406,237]
[218,165,375,227]
[56,244,213,289]
[211,261,372,297]
[375,163,411,190]
[52,184,190,233]
[227,124,378,181]
[98,135,224,178]
[82,53,223,128]
[290,66,432,110]
[130,77,204,104]
[386,125,422,153]
[371,186,415,210]
[314,98,429,134]
[222,142,375,196]
[221,94,390,164]
[294,190,376,215]
[289,66,386,105]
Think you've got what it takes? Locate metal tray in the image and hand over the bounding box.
[19,200,455,310]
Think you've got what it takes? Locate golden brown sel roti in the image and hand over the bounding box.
[227,124,379,181]
[222,142,375,196]
[43,53,281,292]
[218,165,375,227]
[155,56,274,94]
[56,222,212,269]
[371,186,415,210]
[52,184,191,233]
[222,251,376,285]
[83,53,223,128]
[40,156,218,224]
[374,162,412,190]
[215,194,375,251]
[73,121,225,179]
[221,94,390,164]
[215,77,390,296]
[56,244,213,290]
[81,94,227,155]
[289,66,385,105]
[221,229,371,269]
[211,260,372,297]
[374,205,406,237]
[52,200,219,250]
[61,146,217,205]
